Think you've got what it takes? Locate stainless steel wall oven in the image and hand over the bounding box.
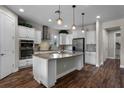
[19,40,34,59]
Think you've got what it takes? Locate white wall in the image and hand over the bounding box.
[102,29,108,61]
[115,33,121,59]
[107,30,120,58]
[108,31,115,58]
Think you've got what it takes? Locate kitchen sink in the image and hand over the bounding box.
[50,52,72,58]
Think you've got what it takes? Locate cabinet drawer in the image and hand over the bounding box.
[19,59,32,67]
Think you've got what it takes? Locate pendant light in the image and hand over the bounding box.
[81,13,85,33]
[55,5,63,25]
[72,5,76,30]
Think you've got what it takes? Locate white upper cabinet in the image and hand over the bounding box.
[27,27,35,39]
[86,31,96,44]
[59,34,73,45]
[35,30,42,44]
[72,30,85,39]
[85,52,96,65]
[18,26,27,38]
[66,34,73,45]
[59,34,67,45]
[18,26,35,40]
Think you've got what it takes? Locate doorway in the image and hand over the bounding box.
[103,26,121,61]
[115,32,121,59]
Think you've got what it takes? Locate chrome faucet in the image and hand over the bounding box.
[58,45,64,53]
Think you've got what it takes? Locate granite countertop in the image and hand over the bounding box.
[34,50,56,54]
[33,51,83,59]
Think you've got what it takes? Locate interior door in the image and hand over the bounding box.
[0,13,15,79]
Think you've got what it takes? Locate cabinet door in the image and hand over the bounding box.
[72,31,84,39]
[35,31,41,44]
[86,31,96,44]
[86,32,89,44]
[59,34,66,45]
[85,53,88,63]
[85,53,90,64]
[18,26,27,38]
[27,28,35,39]
[90,53,96,65]
[19,59,32,68]
[18,26,35,40]
[72,31,78,38]
[66,34,72,45]
[90,31,96,44]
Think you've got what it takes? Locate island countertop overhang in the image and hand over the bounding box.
[33,51,83,60]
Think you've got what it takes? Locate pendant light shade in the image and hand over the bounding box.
[56,5,63,25]
[56,18,63,25]
[72,5,76,30]
[72,24,76,30]
[81,13,85,33]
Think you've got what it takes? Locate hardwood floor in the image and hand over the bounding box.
[0,59,123,88]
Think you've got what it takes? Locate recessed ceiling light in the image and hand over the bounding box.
[19,8,24,12]
[48,19,52,22]
[96,16,101,19]
[64,25,68,27]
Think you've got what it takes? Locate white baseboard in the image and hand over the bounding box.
[120,65,124,68]
[14,68,19,72]
[108,57,115,59]
[96,64,100,67]
[12,68,18,73]
[96,61,104,67]
[57,67,76,79]
[100,61,103,65]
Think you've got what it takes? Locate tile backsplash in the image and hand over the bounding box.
[86,44,96,52]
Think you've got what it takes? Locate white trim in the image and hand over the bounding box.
[96,61,103,67]
[114,32,121,59]
[57,67,76,79]
[120,65,124,68]
[114,32,116,59]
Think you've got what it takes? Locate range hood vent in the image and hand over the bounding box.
[42,25,50,40]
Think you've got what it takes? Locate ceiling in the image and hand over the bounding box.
[6,5,124,30]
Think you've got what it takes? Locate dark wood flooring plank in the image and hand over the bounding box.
[0,59,123,88]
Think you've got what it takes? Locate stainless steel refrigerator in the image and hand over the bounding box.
[72,38,85,64]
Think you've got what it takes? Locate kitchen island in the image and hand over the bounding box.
[33,51,83,87]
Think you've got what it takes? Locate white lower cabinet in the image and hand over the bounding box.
[85,52,96,65]
[19,59,32,68]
